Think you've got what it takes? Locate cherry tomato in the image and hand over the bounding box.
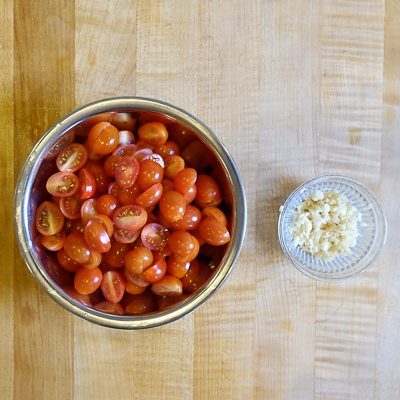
[157,211,174,230]
[56,143,87,172]
[138,122,168,146]
[57,248,81,272]
[171,205,202,231]
[40,230,66,251]
[194,197,222,209]
[183,185,197,204]
[78,168,96,199]
[161,178,175,193]
[181,140,211,171]
[174,168,197,194]
[133,148,153,163]
[195,175,222,204]
[147,212,159,224]
[113,228,140,244]
[164,155,185,179]
[117,183,142,205]
[44,130,75,160]
[118,130,136,145]
[183,262,212,293]
[60,193,83,220]
[152,245,173,262]
[85,140,105,161]
[105,241,131,268]
[91,214,114,237]
[46,171,79,197]
[125,279,147,295]
[79,112,115,132]
[124,247,153,274]
[141,223,170,251]
[81,198,99,225]
[199,217,230,246]
[86,164,111,194]
[63,285,91,306]
[172,236,199,262]
[88,122,119,155]
[101,271,125,303]
[112,144,139,157]
[135,183,163,208]
[52,195,61,206]
[97,194,120,218]
[167,257,190,279]
[69,218,85,235]
[94,301,124,315]
[112,112,138,131]
[141,259,167,283]
[136,159,164,191]
[74,267,102,294]
[202,207,228,228]
[154,141,180,159]
[113,204,147,232]
[151,275,183,296]
[180,259,200,288]
[81,250,102,269]
[168,231,195,256]
[124,291,157,314]
[124,268,150,287]
[36,201,64,236]
[136,139,155,151]
[167,123,197,149]
[141,153,165,168]
[104,155,122,178]
[159,190,186,222]
[191,227,206,246]
[84,218,111,253]
[64,232,91,263]
[115,156,139,188]
[108,181,120,198]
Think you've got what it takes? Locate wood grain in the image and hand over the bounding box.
[13,0,75,399]
[4,0,400,399]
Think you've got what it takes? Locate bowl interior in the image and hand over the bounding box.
[16,99,246,328]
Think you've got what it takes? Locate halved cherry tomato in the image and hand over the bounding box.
[86,164,111,194]
[81,250,102,270]
[78,168,96,199]
[169,231,195,256]
[159,190,186,222]
[180,259,200,288]
[183,262,212,293]
[138,122,168,146]
[191,227,206,246]
[172,236,199,262]
[46,172,79,197]
[79,112,115,132]
[195,175,222,204]
[151,275,183,296]
[113,204,147,232]
[81,198,99,225]
[84,218,111,253]
[104,155,122,178]
[57,248,81,272]
[174,168,197,194]
[164,155,185,179]
[112,112,138,131]
[124,290,157,314]
[56,143,87,172]
[141,259,167,283]
[147,212,159,224]
[113,228,140,244]
[158,211,174,230]
[125,279,147,295]
[118,130,136,145]
[60,193,83,220]
[141,223,170,251]
[171,205,202,231]
[154,141,180,159]
[40,230,66,251]
[115,156,139,188]
[136,139,155,151]
[88,122,119,155]
[108,181,120,198]
[136,159,164,191]
[167,257,190,279]
[124,247,153,274]
[161,178,175,193]
[135,183,163,208]
[141,153,165,168]
[124,268,150,287]
[202,207,228,228]
[97,194,120,218]
[183,185,197,204]
[152,245,173,262]
[91,214,113,237]
[36,201,64,236]
[112,144,139,157]
[64,232,91,264]
[199,217,230,246]
[117,183,142,205]
[101,271,125,303]
[94,301,124,315]
[63,285,91,306]
[74,267,102,294]
[105,241,131,268]
[44,130,75,160]
[132,148,153,163]
[85,140,105,161]
[69,218,84,235]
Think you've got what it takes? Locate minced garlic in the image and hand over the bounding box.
[289,190,362,261]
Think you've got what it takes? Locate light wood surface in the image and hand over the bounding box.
[1,0,400,399]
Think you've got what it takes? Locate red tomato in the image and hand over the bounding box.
[151,275,183,296]
[174,168,197,194]
[171,205,202,231]
[81,250,102,270]
[124,268,151,287]
[183,262,212,293]
[168,231,195,256]
[44,130,75,160]
[79,112,115,132]
[113,228,140,244]
[84,218,111,253]
[60,193,83,220]
[161,178,175,193]
[147,212,159,224]
[138,122,168,146]
[91,214,114,237]
[159,190,186,222]
[81,198,99,225]
[195,175,222,204]
[115,156,139,188]
[141,153,165,168]
[124,291,157,314]
[157,211,174,230]
[105,241,131,268]
[135,183,163,208]
[136,159,164,191]
[172,236,200,262]
[78,168,96,199]
[86,164,111,194]
[199,217,230,246]
[132,148,153,163]
[164,155,185,179]
[191,227,206,246]
[154,141,180,159]
[118,130,136,145]
[40,230,66,251]
[113,204,147,232]
[104,155,122,178]
[57,249,81,272]
[74,267,102,294]
[63,285,92,306]
[125,279,147,295]
[194,197,222,209]
[56,143,87,172]
[52,195,61,206]
[69,218,84,235]
[124,247,153,274]
[167,257,190,279]
[140,223,170,251]
[183,185,197,204]
[46,171,79,197]
[180,259,200,288]
[112,144,139,157]
[112,112,138,132]
[152,245,173,262]
[36,201,64,236]
[117,183,142,205]
[202,207,228,228]
[101,271,125,303]
[94,301,124,315]
[97,194,120,218]
[85,140,105,161]
[108,181,120,198]
[136,139,155,150]
[141,259,167,283]
[88,122,119,155]
[64,232,91,264]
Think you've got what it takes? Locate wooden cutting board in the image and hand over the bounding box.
[1,0,400,399]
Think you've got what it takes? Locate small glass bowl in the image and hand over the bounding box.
[278,175,387,282]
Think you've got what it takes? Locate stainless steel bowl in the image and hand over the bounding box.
[14,97,247,329]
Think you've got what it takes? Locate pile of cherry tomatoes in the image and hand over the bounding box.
[34,111,232,315]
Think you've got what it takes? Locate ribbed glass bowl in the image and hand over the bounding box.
[278,175,387,282]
